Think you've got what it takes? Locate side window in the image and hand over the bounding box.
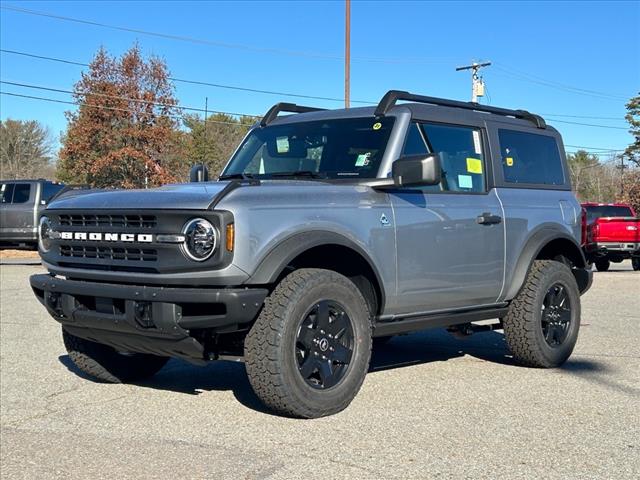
[498,129,564,185]
[12,184,31,204]
[402,123,429,156]
[42,183,65,203]
[421,123,486,193]
[1,183,15,204]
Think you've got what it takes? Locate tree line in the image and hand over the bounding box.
[1,43,639,211]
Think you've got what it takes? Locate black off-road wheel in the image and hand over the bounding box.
[62,329,169,383]
[632,257,640,271]
[244,268,372,418]
[595,259,610,272]
[502,260,581,368]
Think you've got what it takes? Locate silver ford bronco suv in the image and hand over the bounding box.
[30,91,592,418]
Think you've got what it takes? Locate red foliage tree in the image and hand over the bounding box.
[58,45,183,188]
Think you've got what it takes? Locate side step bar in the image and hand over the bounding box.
[373,306,509,337]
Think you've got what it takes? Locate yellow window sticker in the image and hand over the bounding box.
[506,157,514,167]
[372,122,382,130]
[466,157,483,174]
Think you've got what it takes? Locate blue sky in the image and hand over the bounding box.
[1,0,638,158]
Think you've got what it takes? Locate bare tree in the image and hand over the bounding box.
[1,119,54,179]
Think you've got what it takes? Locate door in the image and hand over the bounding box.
[390,122,504,314]
[0,182,36,241]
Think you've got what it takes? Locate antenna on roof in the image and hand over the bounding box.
[456,61,491,103]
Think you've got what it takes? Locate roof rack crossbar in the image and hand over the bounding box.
[260,102,326,127]
[374,90,546,129]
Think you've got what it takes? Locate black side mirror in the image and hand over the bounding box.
[392,153,441,187]
[189,164,209,182]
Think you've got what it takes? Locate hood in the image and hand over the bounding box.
[48,182,232,210]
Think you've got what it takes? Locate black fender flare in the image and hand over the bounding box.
[245,230,386,311]
[503,226,589,301]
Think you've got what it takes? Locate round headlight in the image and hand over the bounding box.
[38,216,53,252]
[181,218,217,261]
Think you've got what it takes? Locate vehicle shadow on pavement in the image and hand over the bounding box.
[369,328,515,372]
[58,328,616,416]
[59,353,272,414]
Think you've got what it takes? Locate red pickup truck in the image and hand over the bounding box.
[582,202,640,271]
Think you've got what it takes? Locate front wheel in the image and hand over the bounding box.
[244,268,372,418]
[632,257,640,271]
[503,260,581,368]
[62,329,169,382]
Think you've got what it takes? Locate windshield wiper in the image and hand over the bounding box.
[218,173,256,180]
[268,170,327,179]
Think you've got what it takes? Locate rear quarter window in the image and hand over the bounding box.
[498,129,565,186]
[42,183,65,203]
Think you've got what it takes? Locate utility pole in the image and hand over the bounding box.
[617,153,626,196]
[202,97,208,181]
[456,61,491,103]
[344,0,351,109]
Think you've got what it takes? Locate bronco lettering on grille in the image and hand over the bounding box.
[56,232,153,242]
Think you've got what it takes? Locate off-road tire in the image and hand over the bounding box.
[595,259,610,272]
[632,257,640,271]
[244,268,372,418]
[503,260,581,368]
[62,329,169,383]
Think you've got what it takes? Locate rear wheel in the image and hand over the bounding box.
[503,260,580,368]
[244,268,372,418]
[595,259,610,272]
[62,329,169,383]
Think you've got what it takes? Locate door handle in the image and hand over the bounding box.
[476,212,502,225]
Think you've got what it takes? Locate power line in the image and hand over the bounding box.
[565,144,623,151]
[0,80,258,117]
[541,113,624,121]
[0,91,254,127]
[0,48,373,104]
[0,4,453,65]
[0,50,631,130]
[2,5,630,102]
[493,64,628,101]
[544,118,627,130]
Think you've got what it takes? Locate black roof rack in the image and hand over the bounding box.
[374,90,546,129]
[260,102,326,127]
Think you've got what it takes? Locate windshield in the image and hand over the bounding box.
[585,205,634,222]
[221,117,395,179]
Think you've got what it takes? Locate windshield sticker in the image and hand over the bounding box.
[458,174,473,189]
[466,157,483,174]
[472,130,482,154]
[506,157,514,167]
[372,122,382,130]
[276,136,289,153]
[355,152,371,167]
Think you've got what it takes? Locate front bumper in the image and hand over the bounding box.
[30,274,267,362]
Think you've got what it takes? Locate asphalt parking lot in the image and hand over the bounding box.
[1,262,638,479]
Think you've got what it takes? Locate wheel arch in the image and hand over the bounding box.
[504,227,590,301]
[246,231,386,315]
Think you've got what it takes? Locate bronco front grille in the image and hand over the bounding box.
[60,245,158,262]
[58,214,157,228]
